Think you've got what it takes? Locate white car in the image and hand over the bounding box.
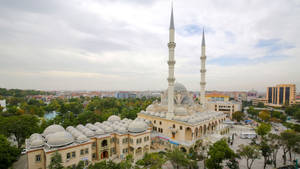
[21,149,27,155]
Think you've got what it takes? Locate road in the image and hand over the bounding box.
[13,154,27,169]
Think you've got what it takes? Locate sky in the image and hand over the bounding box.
[0,0,299,92]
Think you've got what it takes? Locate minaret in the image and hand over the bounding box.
[166,3,176,119]
[200,29,206,108]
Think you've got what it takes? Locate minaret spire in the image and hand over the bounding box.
[170,2,175,30]
[166,2,176,119]
[200,28,206,108]
[202,28,205,46]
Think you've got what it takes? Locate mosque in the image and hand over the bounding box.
[25,5,230,169]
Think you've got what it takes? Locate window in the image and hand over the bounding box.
[161,129,163,133]
[35,154,41,162]
[85,148,89,154]
[110,147,116,154]
[67,153,71,159]
[72,151,76,158]
[130,138,133,144]
[80,149,84,155]
[110,138,115,143]
[136,138,142,144]
[173,124,175,128]
[92,142,96,147]
[92,153,96,159]
[159,121,162,125]
[154,120,156,124]
[123,148,128,153]
[122,138,128,144]
[180,126,182,130]
[144,136,147,142]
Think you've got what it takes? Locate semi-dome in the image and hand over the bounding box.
[174,82,187,92]
[43,124,65,136]
[47,131,74,147]
[128,121,147,133]
[108,115,121,122]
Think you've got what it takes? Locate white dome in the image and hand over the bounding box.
[47,131,74,147]
[30,133,43,142]
[174,82,187,92]
[30,139,44,148]
[108,115,121,122]
[128,121,147,133]
[118,127,127,134]
[43,124,65,136]
[76,135,89,143]
[104,126,113,133]
[95,129,105,135]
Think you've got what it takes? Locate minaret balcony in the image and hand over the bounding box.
[167,77,175,83]
[200,69,206,73]
[200,56,206,60]
[200,82,206,85]
[168,42,176,48]
[168,60,176,65]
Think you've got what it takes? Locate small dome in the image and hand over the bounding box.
[104,126,113,133]
[76,135,89,143]
[118,127,127,134]
[95,129,105,135]
[128,121,147,133]
[174,82,187,92]
[108,115,121,122]
[30,133,43,142]
[30,139,44,148]
[47,131,74,147]
[43,124,65,136]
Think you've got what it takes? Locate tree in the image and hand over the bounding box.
[259,111,271,122]
[294,110,300,121]
[260,140,271,169]
[119,154,133,169]
[255,123,271,138]
[205,139,236,169]
[226,158,240,169]
[257,102,264,108]
[237,144,261,169]
[0,135,20,169]
[0,114,40,148]
[248,107,258,117]
[280,130,300,164]
[166,148,189,169]
[136,152,166,169]
[48,151,64,169]
[232,111,245,122]
[267,133,280,168]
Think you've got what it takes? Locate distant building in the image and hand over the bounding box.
[205,93,229,102]
[115,92,129,99]
[252,98,267,106]
[206,101,242,118]
[266,84,296,107]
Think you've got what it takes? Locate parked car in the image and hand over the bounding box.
[21,149,26,155]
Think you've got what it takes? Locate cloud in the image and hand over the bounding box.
[0,0,299,92]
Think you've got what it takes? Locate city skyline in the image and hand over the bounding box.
[0,0,299,92]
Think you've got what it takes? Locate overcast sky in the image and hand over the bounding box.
[0,0,299,92]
